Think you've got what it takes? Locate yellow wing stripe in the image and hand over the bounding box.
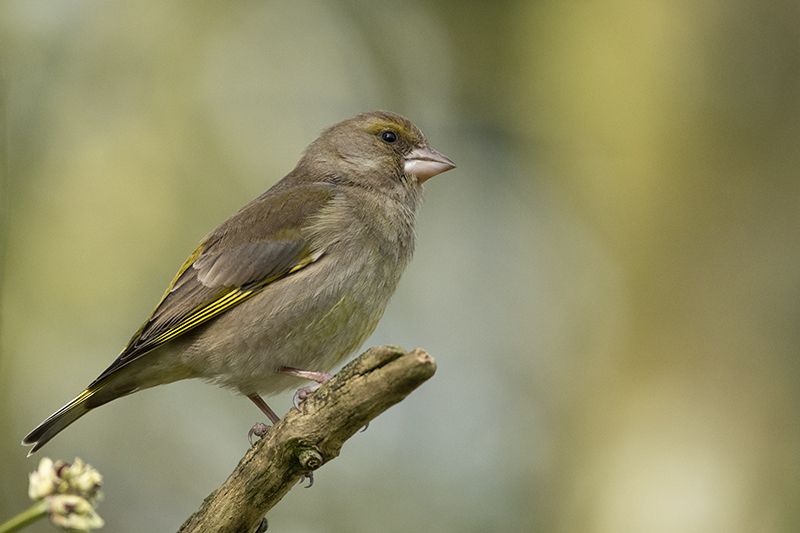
[73,386,99,404]
[149,288,254,344]
[45,384,102,422]
[144,257,315,348]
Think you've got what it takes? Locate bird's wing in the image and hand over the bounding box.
[89,182,335,385]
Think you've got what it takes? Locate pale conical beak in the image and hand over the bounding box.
[403,146,456,182]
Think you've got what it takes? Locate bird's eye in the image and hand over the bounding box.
[380,130,398,143]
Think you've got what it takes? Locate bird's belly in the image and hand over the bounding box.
[175,251,400,396]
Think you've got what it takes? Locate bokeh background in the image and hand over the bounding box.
[2,1,799,531]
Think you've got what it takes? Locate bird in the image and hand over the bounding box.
[22,110,455,455]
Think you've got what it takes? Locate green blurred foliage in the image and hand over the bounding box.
[2,0,799,531]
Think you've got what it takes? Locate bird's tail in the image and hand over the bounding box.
[22,378,123,456]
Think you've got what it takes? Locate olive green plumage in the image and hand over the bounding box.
[23,110,455,454]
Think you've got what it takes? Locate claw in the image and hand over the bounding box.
[292,383,323,409]
[299,471,314,488]
[253,517,268,533]
[277,367,332,410]
[248,422,270,447]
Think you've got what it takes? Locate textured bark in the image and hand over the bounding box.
[177,345,436,533]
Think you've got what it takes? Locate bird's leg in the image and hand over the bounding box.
[248,393,281,422]
[246,391,316,487]
[276,367,333,383]
[273,368,334,490]
[276,367,333,409]
[247,393,281,446]
[276,367,368,431]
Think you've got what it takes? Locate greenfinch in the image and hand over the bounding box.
[23,110,455,454]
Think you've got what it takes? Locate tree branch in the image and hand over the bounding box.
[177,345,437,533]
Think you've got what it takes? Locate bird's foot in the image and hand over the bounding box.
[292,383,322,409]
[299,471,314,488]
[246,393,281,446]
[248,422,271,447]
[275,367,333,409]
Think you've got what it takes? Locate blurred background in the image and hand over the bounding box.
[1,0,799,531]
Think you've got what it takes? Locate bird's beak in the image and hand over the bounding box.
[404,146,456,183]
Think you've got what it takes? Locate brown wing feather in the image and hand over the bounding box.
[88,182,335,385]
